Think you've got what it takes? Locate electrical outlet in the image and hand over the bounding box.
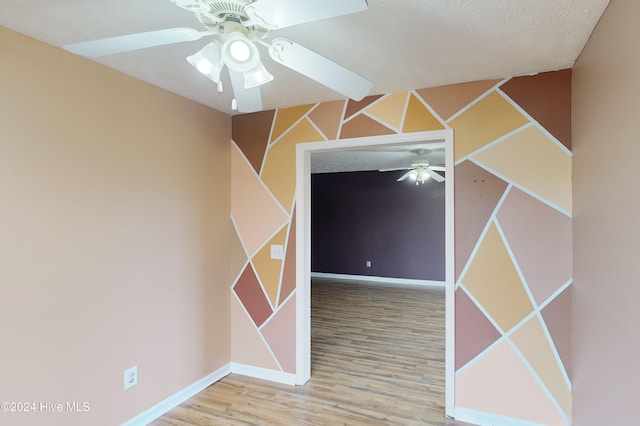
[124,366,138,390]
[366,260,372,267]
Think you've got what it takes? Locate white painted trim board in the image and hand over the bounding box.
[296,129,456,415]
[311,272,445,288]
[121,364,231,426]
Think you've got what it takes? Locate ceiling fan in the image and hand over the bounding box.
[378,149,445,184]
[63,0,373,113]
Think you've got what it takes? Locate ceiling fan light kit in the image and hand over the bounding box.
[405,167,433,185]
[187,42,222,82]
[63,0,373,113]
[378,149,446,185]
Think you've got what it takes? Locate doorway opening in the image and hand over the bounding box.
[295,130,455,416]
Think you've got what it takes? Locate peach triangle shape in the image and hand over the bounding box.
[449,91,529,162]
[456,340,567,425]
[402,93,445,133]
[365,91,408,130]
[473,125,572,214]
[230,295,279,370]
[344,95,384,119]
[262,119,324,210]
[462,224,533,333]
[308,100,344,140]
[270,104,315,143]
[231,144,288,256]
[278,211,296,306]
[252,226,288,307]
[261,295,297,373]
[416,79,501,121]
[230,225,248,284]
[511,316,572,421]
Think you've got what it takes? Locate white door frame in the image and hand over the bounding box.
[294,129,455,417]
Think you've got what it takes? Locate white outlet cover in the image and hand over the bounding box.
[270,244,284,260]
[124,366,138,390]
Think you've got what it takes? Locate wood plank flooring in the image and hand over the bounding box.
[151,279,470,425]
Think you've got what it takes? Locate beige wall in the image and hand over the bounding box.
[0,27,231,425]
[572,1,639,424]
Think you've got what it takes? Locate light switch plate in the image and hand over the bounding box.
[270,244,284,260]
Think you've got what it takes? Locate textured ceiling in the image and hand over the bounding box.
[311,142,445,174]
[0,0,609,116]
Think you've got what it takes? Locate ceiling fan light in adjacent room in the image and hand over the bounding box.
[419,169,431,183]
[187,41,222,83]
[407,167,431,185]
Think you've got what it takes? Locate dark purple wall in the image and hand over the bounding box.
[311,170,445,281]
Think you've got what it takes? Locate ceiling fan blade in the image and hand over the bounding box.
[246,0,367,29]
[63,27,216,58]
[379,167,412,172]
[429,165,446,172]
[229,70,263,113]
[426,168,445,183]
[268,38,372,101]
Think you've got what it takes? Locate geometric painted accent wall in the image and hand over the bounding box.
[231,69,572,425]
[452,71,572,426]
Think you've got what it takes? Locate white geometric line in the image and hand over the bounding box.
[247,257,276,311]
[538,279,573,389]
[353,92,402,132]
[453,284,506,376]
[454,334,506,377]
[232,140,289,218]
[306,111,330,142]
[273,219,294,308]
[335,98,349,137]
[505,336,571,426]
[497,88,573,158]
[494,219,538,311]
[457,185,513,284]
[454,122,533,166]
[261,288,297,331]
[495,218,573,390]
[230,214,250,275]
[247,220,289,260]
[539,279,573,311]
[537,309,573,390]
[445,78,509,123]
[266,106,315,150]
[231,290,283,372]
[409,89,449,129]
[468,157,572,218]
[361,110,400,134]
[400,91,411,131]
[263,108,278,157]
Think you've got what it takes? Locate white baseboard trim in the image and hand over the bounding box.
[121,364,232,426]
[454,407,549,426]
[230,362,296,385]
[311,272,445,288]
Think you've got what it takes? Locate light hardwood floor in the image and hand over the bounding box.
[151,279,470,425]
